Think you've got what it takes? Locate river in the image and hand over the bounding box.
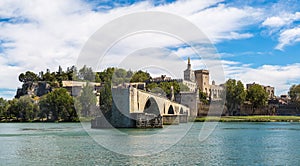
[0,122,299,165]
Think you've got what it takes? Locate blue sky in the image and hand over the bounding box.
[0,0,300,99]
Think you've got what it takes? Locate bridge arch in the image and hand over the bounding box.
[168,105,175,114]
[144,97,160,116]
[180,107,184,114]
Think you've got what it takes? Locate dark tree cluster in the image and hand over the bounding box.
[1,88,78,122]
[39,88,78,121]
[289,84,300,108]
[146,81,189,100]
[18,65,100,86]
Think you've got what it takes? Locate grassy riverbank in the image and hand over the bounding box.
[194,116,300,122]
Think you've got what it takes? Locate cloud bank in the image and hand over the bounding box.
[0,0,299,98]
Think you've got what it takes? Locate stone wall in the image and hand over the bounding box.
[176,92,198,117]
[162,115,179,125]
[111,87,135,127]
[198,101,226,116]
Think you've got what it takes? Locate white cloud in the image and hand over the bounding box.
[262,12,300,28]
[275,26,300,50]
[262,16,287,28]
[188,4,262,42]
[0,0,271,99]
[262,12,300,50]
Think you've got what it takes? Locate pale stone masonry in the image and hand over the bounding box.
[184,57,195,82]
[194,69,210,95]
[183,58,224,101]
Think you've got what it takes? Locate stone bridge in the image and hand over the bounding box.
[127,87,189,116]
[92,87,190,128]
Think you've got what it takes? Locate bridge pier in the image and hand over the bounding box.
[134,113,163,128]
[179,114,188,123]
[162,115,179,125]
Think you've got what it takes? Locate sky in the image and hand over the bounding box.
[0,0,299,99]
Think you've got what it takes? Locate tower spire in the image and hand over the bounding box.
[187,57,191,70]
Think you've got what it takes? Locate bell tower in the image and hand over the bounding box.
[184,57,195,82]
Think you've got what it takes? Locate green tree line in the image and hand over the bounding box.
[223,79,292,115]
[0,88,77,122]
[3,66,191,122]
[4,65,297,121]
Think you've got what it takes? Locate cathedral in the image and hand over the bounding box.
[183,57,224,100]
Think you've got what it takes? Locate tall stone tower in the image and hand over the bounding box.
[184,57,195,82]
[194,69,210,95]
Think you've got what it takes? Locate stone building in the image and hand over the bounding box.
[264,85,275,99]
[194,69,210,95]
[62,81,101,106]
[182,57,224,100]
[184,57,195,82]
[179,57,197,92]
[209,81,224,100]
[181,80,197,92]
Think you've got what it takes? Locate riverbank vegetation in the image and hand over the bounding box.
[1,65,300,122]
[0,66,191,122]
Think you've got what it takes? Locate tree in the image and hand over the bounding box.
[56,66,69,86]
[199,91,208,104]
[66,66,78,81]
[6,96,35,121]
[146,82,166,96]
[98,67,115,83]
[289,84,300,110]
[130,70,151,83]
[225,79,246,115]
[179,83,190,92]
[160,82,170,95]
[17,96,35,121]
[0,98,9,119]
[42,70,56,82]
[114,68,127,78]
[95,72,102,83]
[100,82,113,118]
[246,84,268,113]
[78,84,97,117]
[145,81,180,99]
[289,84,300,103]
[18,71,38,83]
[39,88,77,121]
[7,99,18,119]
[112,68,132,85]
[126,70,133,78]
[78,65,95,81]
[146,83,158,91]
